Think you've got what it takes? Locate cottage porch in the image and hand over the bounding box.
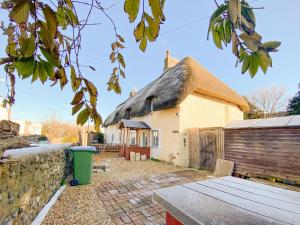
[117,119,151,160]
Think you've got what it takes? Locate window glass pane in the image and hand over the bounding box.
[130,130,136,145]
[152,130,159,147]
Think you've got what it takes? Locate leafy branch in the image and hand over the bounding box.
[0,0,280,131]
[207,0,281,77]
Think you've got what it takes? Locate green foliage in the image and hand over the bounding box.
[0,0,280,132]
[287,84,300,115]
[207,0,280,77]
[124,0,165,52]
[150,157,161,162]
[97,132,104,144]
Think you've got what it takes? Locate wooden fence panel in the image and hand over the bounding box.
[224,127,300,183]
[188,128,224,171]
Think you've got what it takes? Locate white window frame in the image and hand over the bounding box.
[151,130,159,148]
[130,130,137,145]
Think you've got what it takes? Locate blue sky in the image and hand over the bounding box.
[0,0,299,123]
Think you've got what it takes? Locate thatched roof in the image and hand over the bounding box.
[103,57,249,127]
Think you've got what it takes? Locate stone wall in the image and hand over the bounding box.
[0,120,30,158]
[0,145,72,225]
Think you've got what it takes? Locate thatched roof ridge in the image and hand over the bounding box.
[103,57,249,127]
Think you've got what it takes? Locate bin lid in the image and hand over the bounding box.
[70,146,97,152]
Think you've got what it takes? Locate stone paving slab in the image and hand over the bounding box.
[95,170,208,225]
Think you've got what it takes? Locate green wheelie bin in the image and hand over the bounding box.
[70,146,97,185]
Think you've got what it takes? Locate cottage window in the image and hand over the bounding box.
[152,130,159,147]
[142,131,148,147]
[130,130,137,145]
[111,133,114,143]
[125,108,131,119]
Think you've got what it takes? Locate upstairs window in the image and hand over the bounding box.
[152,130,159,148]
[125,108,131,119]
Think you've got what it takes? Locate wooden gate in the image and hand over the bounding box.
[188,128,224,171]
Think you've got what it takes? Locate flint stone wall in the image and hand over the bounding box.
[0,120,30,158]
[0,144,72,225]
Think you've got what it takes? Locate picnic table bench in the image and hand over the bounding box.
[153,176,300,225]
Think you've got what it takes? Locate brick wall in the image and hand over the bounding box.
[124,146,150,160]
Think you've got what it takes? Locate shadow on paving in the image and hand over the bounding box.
[95,170,208,225]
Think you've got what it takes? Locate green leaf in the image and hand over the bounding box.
[120,69,125,78]
[20,37,35,57]
[262,41,281,52]
[145,13,160,42]
[71,91,84,105]
[43,5,58,39]
[124,0,140,22]
[37,63,48,83]
[70,65,76,84]
[72,102,84,115]
[148,0,164,21]
[39,21,54,51]
[9,2,30,23]
[134,20,145,41]
[139,36,147,52]
[56,7,68,29]
[40,59,55,79]
[118,53,126,68]
[109,52,116,63]
[213,30,222,49]
[223,18,232,43]
[6,42,17,57]
[217,23,225,44]
[257,50,272,74]
[84,79,98,96]
[242,53,250,74]
[210,4,228,23]
[77,108,90,125]
[65,8,79,25]
[60,67,68,89]
[249,53,259,77]
[16,57,35,76]
[93,112,102,132]
[32,64,39,83]
[207,4,228,39]
[40,47,60,66]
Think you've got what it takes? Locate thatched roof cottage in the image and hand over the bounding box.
[103,51,249,166]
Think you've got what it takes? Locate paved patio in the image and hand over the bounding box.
[95,170,208,225]
[43,153,210,225]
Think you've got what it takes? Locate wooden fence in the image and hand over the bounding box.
[188,128,224,171]
[224,127,300,183]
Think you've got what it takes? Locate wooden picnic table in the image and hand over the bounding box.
[153,176,300,225]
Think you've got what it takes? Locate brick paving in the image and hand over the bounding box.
[95,170,208,225]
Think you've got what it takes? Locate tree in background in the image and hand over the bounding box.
[243,96,263,119]
[0,0,281,130]
[41,116,80,144]
[246,86,286,118]
[287,84,300,115]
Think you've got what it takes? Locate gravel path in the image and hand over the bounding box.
[42,153,200,225]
